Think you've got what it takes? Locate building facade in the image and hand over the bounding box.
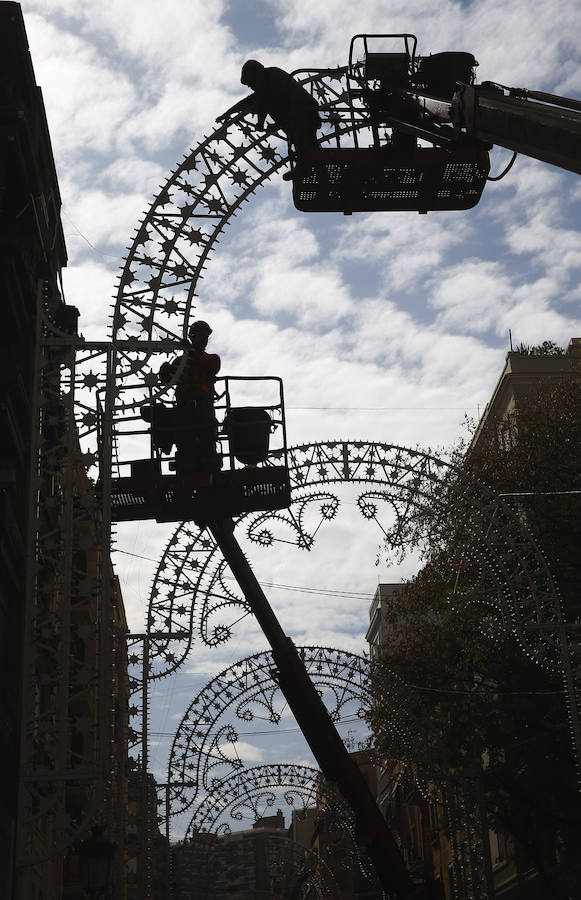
[1,4,131,896]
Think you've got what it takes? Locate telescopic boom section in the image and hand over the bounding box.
[451,82,581,176]
[209,517,434,900]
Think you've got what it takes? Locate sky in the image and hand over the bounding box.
[19,0,581,837]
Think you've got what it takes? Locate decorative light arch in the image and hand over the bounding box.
[135,440,566,685]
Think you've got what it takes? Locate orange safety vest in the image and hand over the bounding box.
[175,349,221,402]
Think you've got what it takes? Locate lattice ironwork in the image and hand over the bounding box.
[107,68,360,402]
[137,441,569,683]
[17,330,122,869]
[164,647,370,824]
[171,764,350,899]
[186,763,321,835]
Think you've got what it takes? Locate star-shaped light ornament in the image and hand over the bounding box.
[82,372,100,389]
[134,225,151,246]
[260,146,277,163]
[205,197,224,214]
[186,228,205,245]
[230,168,250,186]
[113,311,128,331]
[147,275,162,292]
[143,371,159,387]
[171,263,191,280]
[157,188,172,206]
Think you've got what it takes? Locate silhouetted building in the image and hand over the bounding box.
[0,5,130,897]
[0,2,67,895]
[172,810,318,900]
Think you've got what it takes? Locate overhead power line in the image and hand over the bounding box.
[114,548,375,600]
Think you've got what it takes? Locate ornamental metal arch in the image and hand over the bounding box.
[127,439,581,804]
[107,66,357,402]
[185,763,322,835]
[175,763,357,899]
[137,440,569,682]
[180,763,381,896]
[165,647,389,825]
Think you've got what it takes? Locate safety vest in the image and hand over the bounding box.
[175,350,221,402]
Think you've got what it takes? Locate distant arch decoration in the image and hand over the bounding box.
[165,647,374,825]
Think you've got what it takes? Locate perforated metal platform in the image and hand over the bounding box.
[292,146,490,213]
[110,465,292,524]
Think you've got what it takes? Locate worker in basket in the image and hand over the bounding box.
[217,59,321,180]
[158,320,222,474]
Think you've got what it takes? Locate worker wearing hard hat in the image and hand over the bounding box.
[217,60,321,170]
[159,320,221,406]
[158,320,221,473]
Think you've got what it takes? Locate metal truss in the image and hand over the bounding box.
[16,330,118,874]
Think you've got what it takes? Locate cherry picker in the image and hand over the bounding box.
[288,33,581,214]
[109,367,436,897]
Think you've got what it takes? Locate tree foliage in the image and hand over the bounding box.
[368,376,581,895]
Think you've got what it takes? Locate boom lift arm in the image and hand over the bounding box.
[210,517,438,900]
[290,35,581,213]
[450,82,581,176]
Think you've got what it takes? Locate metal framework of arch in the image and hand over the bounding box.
[173,763,351,899]
[187,763,322,835]
[165,647,371,825]
[132,440,569,691]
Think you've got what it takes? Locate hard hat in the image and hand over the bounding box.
[241,59,264,86]
[189,320,212,335]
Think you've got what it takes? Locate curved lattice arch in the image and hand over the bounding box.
[107,66,363,411]
[186,763,322,835]
[177,763,362,899]
[137,440,565,686]
[164,647,397,825]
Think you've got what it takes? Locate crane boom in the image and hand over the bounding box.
[209,517,436,899]
[451,82,581,176]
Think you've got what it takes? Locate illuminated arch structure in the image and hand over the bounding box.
[20,62,580,897]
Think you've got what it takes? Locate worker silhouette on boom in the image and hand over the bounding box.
[217,60,321,179]
[157,320,221,474]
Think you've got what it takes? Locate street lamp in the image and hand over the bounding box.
[78,825,117,899]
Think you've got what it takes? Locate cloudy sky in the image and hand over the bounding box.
[19,0,581,832]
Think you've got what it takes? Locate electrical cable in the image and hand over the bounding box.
[287,406,480,411]
[114,548,375,600]
[150,715,364,738]
[398,680,564,696]
[62,208,121,260]
[487,151,517,181]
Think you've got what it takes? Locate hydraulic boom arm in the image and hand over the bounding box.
[209,517,435,899]
[450,82,581,176]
